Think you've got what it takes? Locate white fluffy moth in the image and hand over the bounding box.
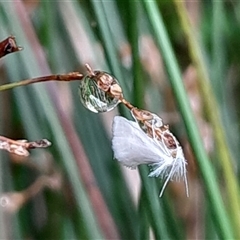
[112,108,189,197]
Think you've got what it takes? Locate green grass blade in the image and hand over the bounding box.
[174,1,240,238]
[0,2,104,239]
[143,1,234,239]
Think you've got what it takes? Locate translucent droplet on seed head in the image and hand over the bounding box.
[78,71,120,113]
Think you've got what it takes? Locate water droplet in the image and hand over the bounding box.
[78,71,120,113]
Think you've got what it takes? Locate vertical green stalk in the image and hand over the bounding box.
[127,2,183,239]
[211,1,225,103]
[127,1,144,108]
[91,2,120,78]
[1,2,104,239]
[174,1,240,239]
[138,167,171,239]
[143,1,234,239]
[90,0,130,118]
[138,193,150,240]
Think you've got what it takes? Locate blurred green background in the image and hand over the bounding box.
[0,1,240,239]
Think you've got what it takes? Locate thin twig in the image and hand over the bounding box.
[0,173,62,214]
[0,72,84,91]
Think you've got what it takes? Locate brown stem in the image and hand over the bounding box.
[0,72,84,91]
[119,96,135,110]
[0,174,61,214]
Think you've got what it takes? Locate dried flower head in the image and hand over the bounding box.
[0,136,51,156]
[0,36,23,59]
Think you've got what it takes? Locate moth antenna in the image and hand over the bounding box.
[184,172,189,197]
[159,159,177,197]
[159,159,189,197]
[152,130,170,157]
[161,138,170,156]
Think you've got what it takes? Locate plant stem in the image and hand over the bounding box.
[174,1,240,239]
[143,1,234,239]
[0,72,84,91]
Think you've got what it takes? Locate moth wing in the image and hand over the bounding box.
[112,116,172,168]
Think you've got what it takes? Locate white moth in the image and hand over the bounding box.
[112,116,189,197]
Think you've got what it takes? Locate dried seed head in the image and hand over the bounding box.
[0,136,52,156]
[131,108,154,121]
[131,108,165,141]
[85,63,95,77]
[28,139,51,149]
[95,71,115,91]
[109,83,123,99]
[0,36,23,58]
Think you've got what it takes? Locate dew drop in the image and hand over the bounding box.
[78,71,120,113]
